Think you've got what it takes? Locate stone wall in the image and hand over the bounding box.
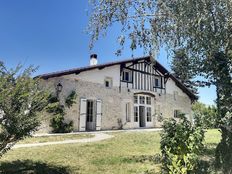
[37,74,193,133]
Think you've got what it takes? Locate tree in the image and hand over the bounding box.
[88,0,232,172]
[192,102,217,129]
[0,62,48,156]
[171,49,198,94]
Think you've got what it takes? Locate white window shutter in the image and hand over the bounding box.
[79,98,87,131]
[96,99,102,131]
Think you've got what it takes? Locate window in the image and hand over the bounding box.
[154,77,161,88]
[122,70,132,82]
[147,107,152,122]
[174,109,181,118]
[134,96,138,104]
[174,91,178,100]
[87,101,94,122]
[126,103,131,122]
[105,77,112,88]
[105,81,110,87]
[134,106,138,122]
[139,96,145,104]
[146,96,151,105]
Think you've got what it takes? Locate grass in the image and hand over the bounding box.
[0,129,221,174]
[18,134,94,144]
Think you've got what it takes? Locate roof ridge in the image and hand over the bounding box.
[37,56,150,78]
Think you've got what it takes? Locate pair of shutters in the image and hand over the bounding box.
[79,99,102,131]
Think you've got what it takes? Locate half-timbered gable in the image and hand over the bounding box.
[120,58,165,94]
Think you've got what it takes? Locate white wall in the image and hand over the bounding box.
[166,78,189,97]
[64,65,121,87]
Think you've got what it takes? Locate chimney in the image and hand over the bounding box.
[90,54,98,66]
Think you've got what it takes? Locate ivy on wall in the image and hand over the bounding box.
[46,90,77,133]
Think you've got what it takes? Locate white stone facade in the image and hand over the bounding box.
[38,57,196,133]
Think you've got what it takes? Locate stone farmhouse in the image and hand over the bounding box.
[38,55,197,132]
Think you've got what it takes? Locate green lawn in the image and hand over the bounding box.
[18,134,94,144]
[0,129,221,174]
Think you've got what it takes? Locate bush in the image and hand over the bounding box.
[160,113,204,174]
[50,114,74,133]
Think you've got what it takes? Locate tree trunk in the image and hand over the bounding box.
[213,52,232,173]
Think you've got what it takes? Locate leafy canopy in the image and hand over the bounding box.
[0,63,48,156]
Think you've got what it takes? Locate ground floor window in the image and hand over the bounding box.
[174,109,181,118]
[139,96,145,104]
[126,103,131,122]
[147,107,152,122]
[146,96,151,105]
[134,106,138,122]
[134,96,138,104]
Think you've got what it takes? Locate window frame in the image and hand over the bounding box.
[134,106,138,122]
[139,96,145,104]
[126,103,131,122]
[146,96,151,105]
[154,77,161,88]
[87,100,94,122]
[104,77,113,88]
[174,109,181,118]
[134,96,138,104]
[122,70,132,83]
[146,107,152,122]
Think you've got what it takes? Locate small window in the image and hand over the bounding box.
[147,107,152,122]
[105,77,112,88]
[134,106,138,122]
[126,103,131,122]
[139,96,145,104]
[134,96,138,104]
[154,77,161,88]
[146,96,151,105]
[122,70,132,82]
[105,81,110,87]
[174,109,181,118]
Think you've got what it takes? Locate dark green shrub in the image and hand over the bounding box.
[50,114,74,133]
[160,113,204,174]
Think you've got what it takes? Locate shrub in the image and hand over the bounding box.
[160,113,204,174]
[50,114,74,133]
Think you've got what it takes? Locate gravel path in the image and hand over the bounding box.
[13,128,162,149]
[13,133,113,149]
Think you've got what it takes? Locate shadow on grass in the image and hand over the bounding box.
[124,154,161,164]
[0,160,72,174]
[195,143,223,174]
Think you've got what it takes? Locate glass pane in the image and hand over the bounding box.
[139,96,145,104]
[134,96,138,104]
[146,97,151,105]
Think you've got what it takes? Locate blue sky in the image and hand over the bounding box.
[0,0,216,105]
